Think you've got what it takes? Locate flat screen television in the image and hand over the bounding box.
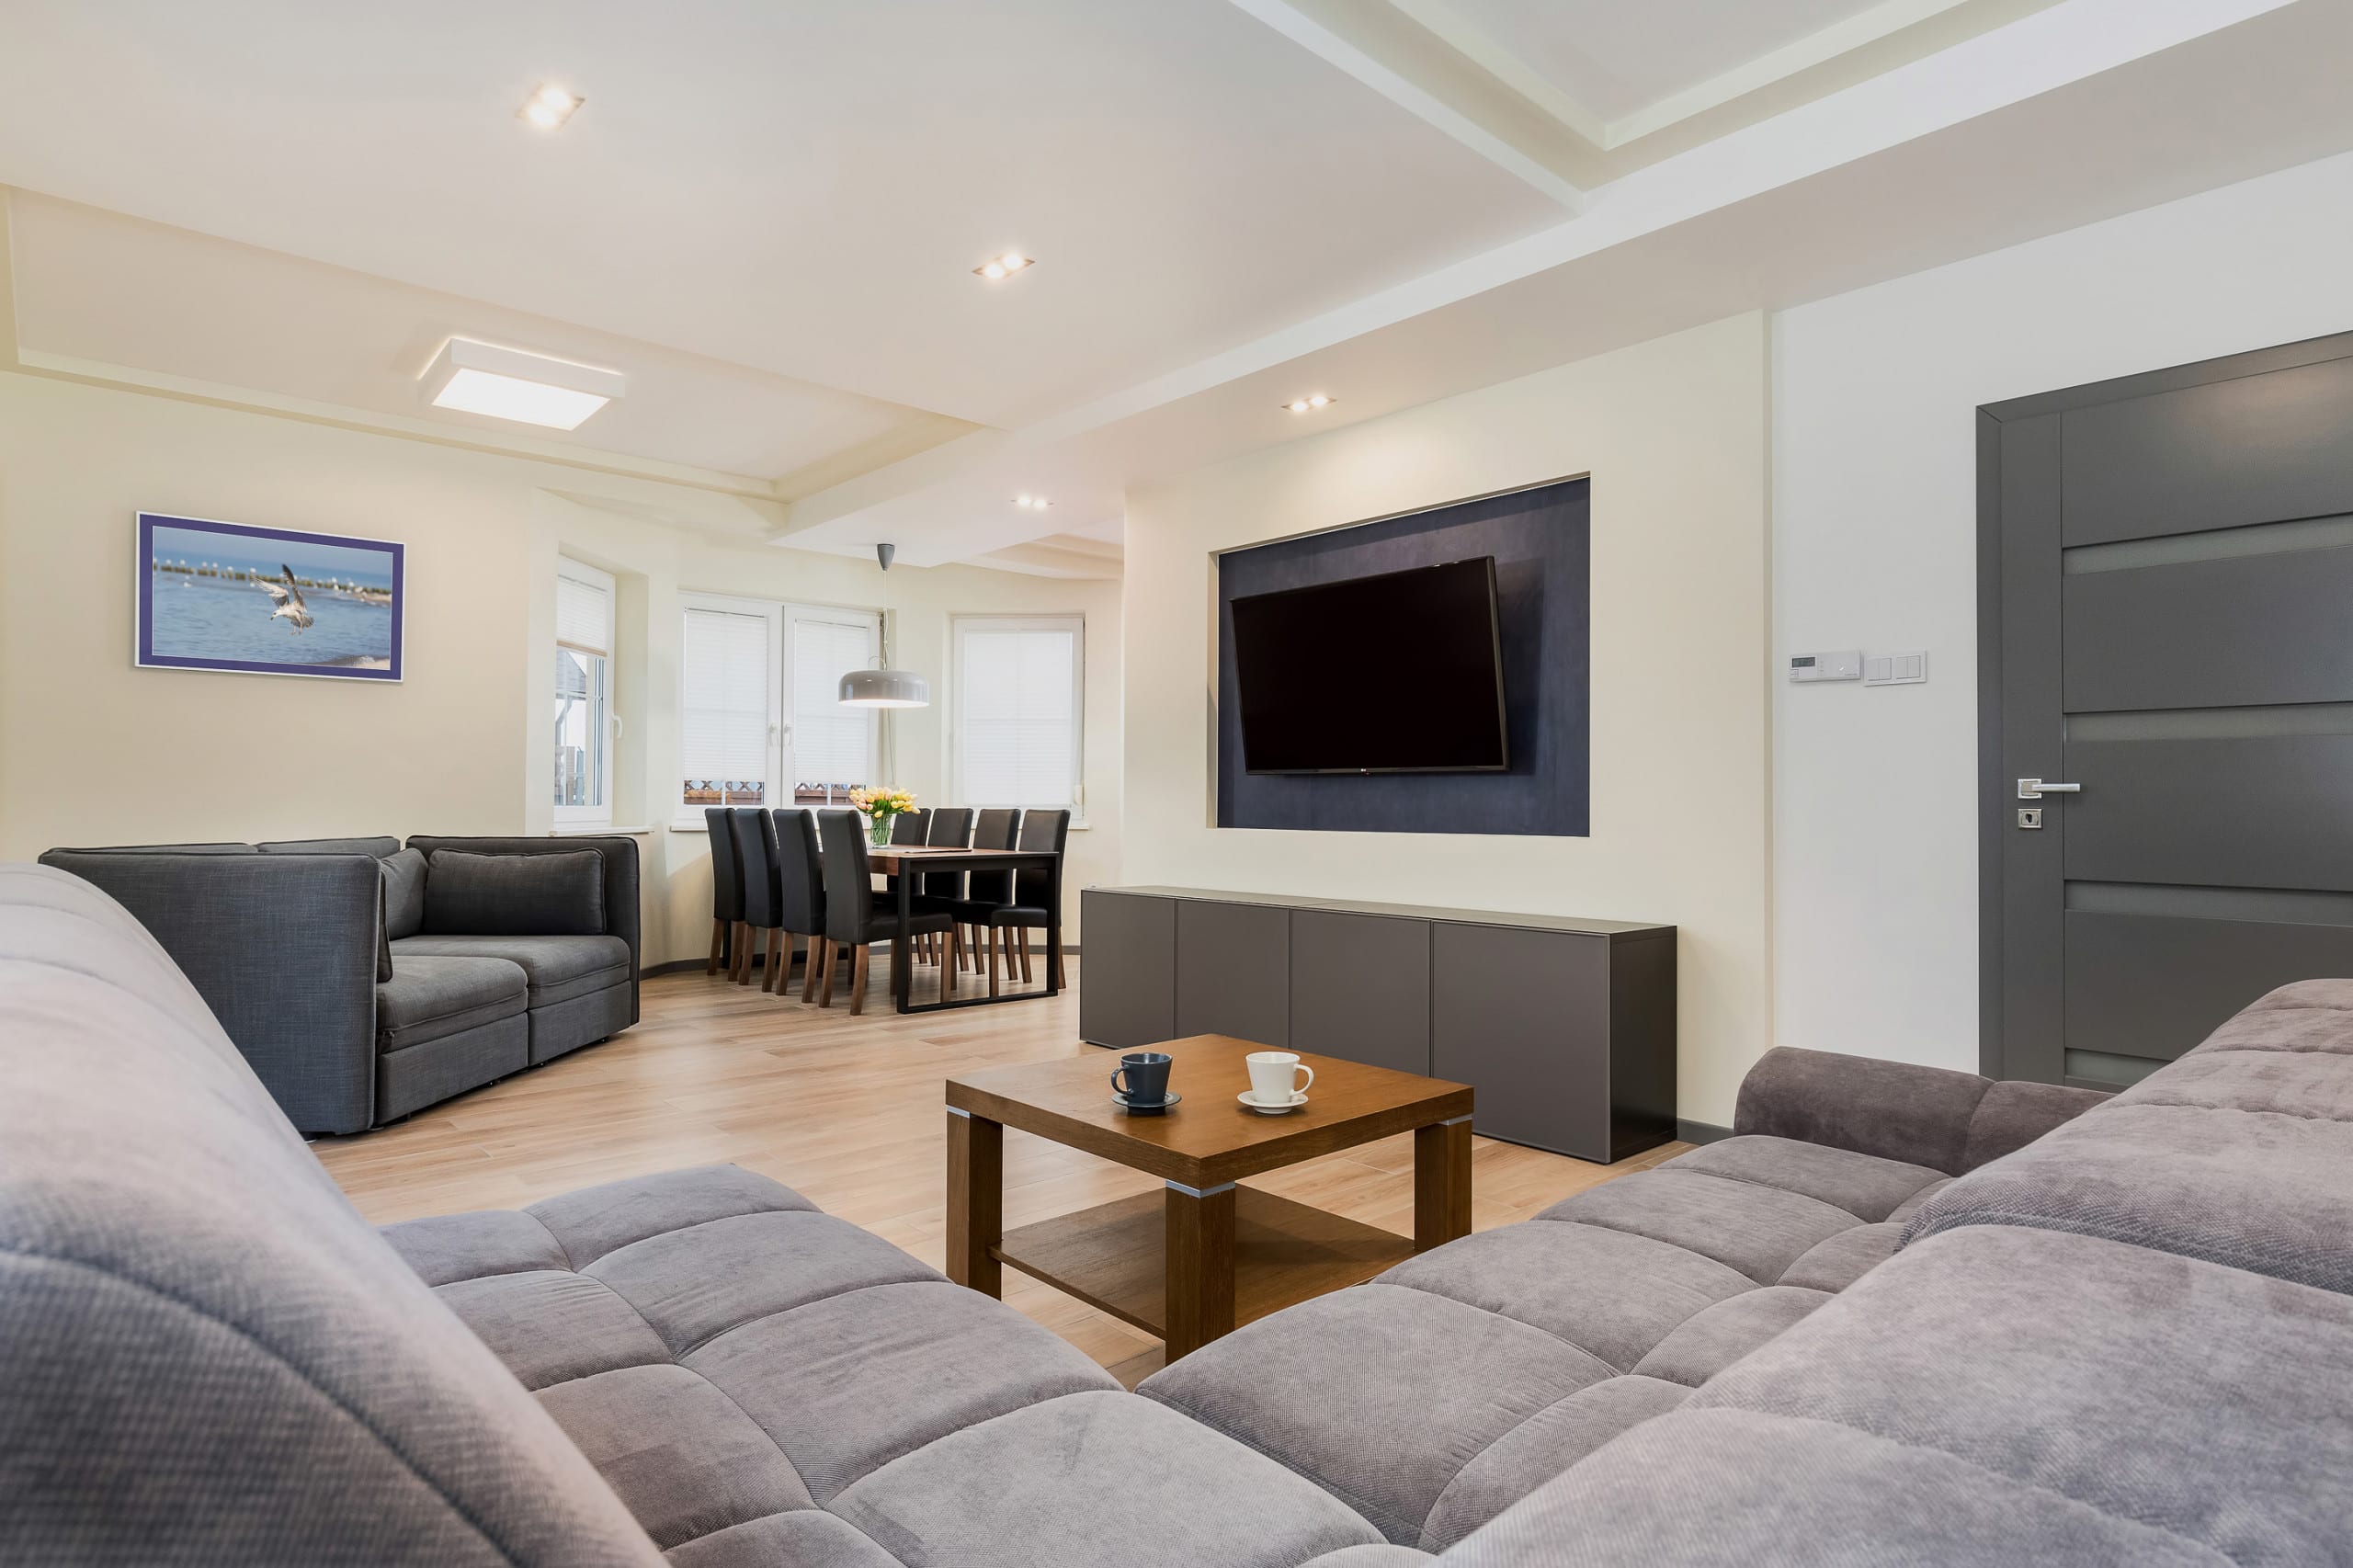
[1230,557,1507,774]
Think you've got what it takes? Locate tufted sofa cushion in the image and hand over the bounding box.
[1141,1134,1950,1551]
[384,1165,1391,1568]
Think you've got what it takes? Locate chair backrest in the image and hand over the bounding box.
[923,808,974,900]
[966,809,1021,904]
[889,809,930,846]
[1014,809,1070,909]
[730,808,779,926]
[772,810,826,937]
[704,807,742,920]
[0,864,663,1564]
[817,810,875,942]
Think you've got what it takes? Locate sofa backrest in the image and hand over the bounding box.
[0,864,662,1566]
[1906,980,2353,1294]
[1733,1047,2107,1175]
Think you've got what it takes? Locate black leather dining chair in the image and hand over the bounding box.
[817,810,957,1014]
[772,808,830,1003]
[916,808,974,965]
[731,807,786,992]
[950,809,1065,994]
[705,806,744,978]
[955,809,1020,974]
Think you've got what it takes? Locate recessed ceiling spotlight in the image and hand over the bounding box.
[1012,494,1052,510]
[1284,393,1334,414]
[975,251,1035,281]
[421,337,625,430]
[520,84,583,131]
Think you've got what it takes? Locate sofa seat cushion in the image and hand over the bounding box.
[393,934,631,1008]
[1450,1224,2353,1565]
[1905,979,2353,1294]
[377,954,528,1053]
[1142,1136,1945,1550]
[382,1165,1384,1567]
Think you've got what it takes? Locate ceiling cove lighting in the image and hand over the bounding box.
[1284,393,1333,414]
[520,84,583,130]
[974,251,1034,281]
[421,338,626,430]
[1013,494,1051,510]
[838,544,931,709]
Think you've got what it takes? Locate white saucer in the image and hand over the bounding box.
[1238,1090,1308,1115]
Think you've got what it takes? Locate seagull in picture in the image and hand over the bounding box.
[259,564,313,632]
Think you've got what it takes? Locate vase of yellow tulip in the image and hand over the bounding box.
[849,786,917,846]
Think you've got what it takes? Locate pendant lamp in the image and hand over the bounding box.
[837,543,930,708]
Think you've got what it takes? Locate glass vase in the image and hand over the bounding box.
[869,813,893,847]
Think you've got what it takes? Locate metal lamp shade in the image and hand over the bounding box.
[837,667,930,708]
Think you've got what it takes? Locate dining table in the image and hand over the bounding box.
[864,844,1064,1015]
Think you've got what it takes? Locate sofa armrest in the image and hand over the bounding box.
[37,850,381,1134]
[1733,1048,2109,1175]
[404,836,641,1023]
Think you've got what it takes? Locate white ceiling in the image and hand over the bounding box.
[0,0,2343,571]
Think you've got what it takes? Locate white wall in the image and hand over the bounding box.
[1774,147,2353,1074]
[1125,313,1772,1125]
[0,373,1120,966]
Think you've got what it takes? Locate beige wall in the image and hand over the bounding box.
[1121,312,1771,1124]
[0,373,1120,966]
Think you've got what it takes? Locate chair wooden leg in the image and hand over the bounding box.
[756,927,777,993]
[987,926,1001,998]
[801,937,823,1003]
[817,938,837,1007]
[729,922,751,983]
[707,918,725,976]
[850,944,870,1017]
[1017,935,1032,983]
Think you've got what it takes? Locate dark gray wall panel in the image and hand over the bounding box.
[1431,924,1609,1160]
[1078,892,1176,1050]
[1175,899,1289,1048]
[2060,354,2353,545]
[2062,543,2353,711]
[1215,479,1589,836]
[2063,733,2353,891]
[1290,910,1430,1075]
[2063,910,2353,1071]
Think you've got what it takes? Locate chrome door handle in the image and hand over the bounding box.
[2018,778,2082,800]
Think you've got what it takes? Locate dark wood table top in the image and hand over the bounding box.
[946,1034,1472,1187]
[868,845,1058,873]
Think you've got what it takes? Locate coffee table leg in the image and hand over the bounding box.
[1164,1179,1236,1359]
[947,1108,1003,1296]
[1415,1115,1473,1252]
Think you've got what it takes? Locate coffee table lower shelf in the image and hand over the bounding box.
[992,1185,1415,1341]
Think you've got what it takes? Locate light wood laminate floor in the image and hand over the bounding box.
[315,959,1689,1386]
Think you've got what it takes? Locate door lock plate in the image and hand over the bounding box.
[2018,808,2043,829]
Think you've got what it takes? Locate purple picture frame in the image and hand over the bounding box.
[135,512,405,682]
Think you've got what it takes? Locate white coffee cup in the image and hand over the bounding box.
[1246,1051,1313,1104]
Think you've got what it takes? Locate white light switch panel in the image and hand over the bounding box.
[1789,650,1862,683]
[1864,651,1929,686]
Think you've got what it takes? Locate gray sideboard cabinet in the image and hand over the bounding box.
[1079,886,1676,1163]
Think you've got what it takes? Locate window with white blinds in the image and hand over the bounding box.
[953,617,1083,815]
[788,607,881,803]
[554,562,615,825]
[679,594,779,817]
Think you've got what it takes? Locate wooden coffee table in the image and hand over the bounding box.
[945,1035,1473,1358]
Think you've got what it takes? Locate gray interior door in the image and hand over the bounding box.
[1984,333,2353,1088]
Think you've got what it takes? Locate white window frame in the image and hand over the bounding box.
[784,603,884,809]
[949,613,1086,825]
[553,560,616,828]
[674,591,784,830]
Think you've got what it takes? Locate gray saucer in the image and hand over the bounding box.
[1111,1090,1181,1116]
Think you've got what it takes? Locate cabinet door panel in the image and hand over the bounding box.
[1290,911,1430,1075]
[1078,892,1176,1050]
[1175,900,1289,1048]
[1431,924,1609,1160]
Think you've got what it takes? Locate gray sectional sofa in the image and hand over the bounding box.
[6,860,2352,1565]
[38,834,639,1132]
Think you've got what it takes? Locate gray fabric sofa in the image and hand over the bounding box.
[38,834,639,1133]
[9,860,2353,1564]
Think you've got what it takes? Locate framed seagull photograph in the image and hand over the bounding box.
[135,513,404,682]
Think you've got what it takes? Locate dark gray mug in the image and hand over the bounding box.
[1112,1051,1173,1105]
